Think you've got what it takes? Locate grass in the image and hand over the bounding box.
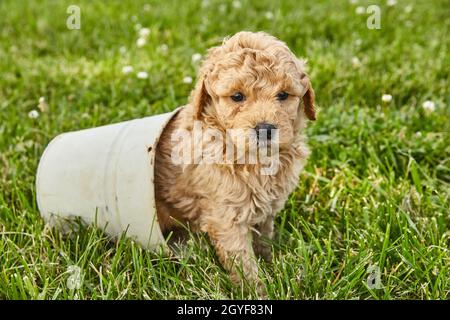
[0,0,448,299]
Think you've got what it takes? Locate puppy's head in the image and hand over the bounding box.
[189,31,316,148]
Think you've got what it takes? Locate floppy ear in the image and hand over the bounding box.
[189,45,222,120]
[302,79,316,121]
[190,73,211,120]
[294,58,316,121]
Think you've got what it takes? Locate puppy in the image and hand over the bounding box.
[155,31,316,287]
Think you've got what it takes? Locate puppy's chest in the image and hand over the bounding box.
[237,165,300,224]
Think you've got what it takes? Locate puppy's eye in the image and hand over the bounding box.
[231,92,245,102]
[276,91,289,101]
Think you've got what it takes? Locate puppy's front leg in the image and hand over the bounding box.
[253,215,274,262]
[206,222,260,286]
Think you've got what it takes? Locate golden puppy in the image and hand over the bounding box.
[155,31,316,288]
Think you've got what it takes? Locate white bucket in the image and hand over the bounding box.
[36,108,180,250]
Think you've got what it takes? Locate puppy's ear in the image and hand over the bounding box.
[190,46,222,120]
[301,78,316,121]
[190,73,211,120]
[295,58,316,121]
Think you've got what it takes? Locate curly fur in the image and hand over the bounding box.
[154,31,316,288]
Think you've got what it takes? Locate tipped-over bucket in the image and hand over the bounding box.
[36,108,180,249]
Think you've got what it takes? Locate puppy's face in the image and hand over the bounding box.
[190,32,316,149]
[209,49,308,147]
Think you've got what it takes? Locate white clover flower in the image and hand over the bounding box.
[183,76,193,84]
[136,37,146,47]
[349,0,358,4]
[232,1,241,9]
[387,0,397,6]
[159,44,169,53]
[192,53,202,63]
[351,56,362,68]
[422,100,435,113]
[28,110,39,119]
[139,27,151,38]
[122,65,134,74]
[404,5,413,13]
[119,46,127,54]
[137,71,148,79]
[382,94,393,102]
[265,11,274,20]
[355,6,365,14]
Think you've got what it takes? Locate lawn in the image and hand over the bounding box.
[0,0,448,299]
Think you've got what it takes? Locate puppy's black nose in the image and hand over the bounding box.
[254,123,277,140]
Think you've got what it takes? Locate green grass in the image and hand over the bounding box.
[0,0,449,299]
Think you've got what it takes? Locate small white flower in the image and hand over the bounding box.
[349,0,358,4]
[382,94,393,102]
[139,27,151,38]
[422,100,435,113]
[351,56,362,68]
[404,5,413,13]
[183,76,193,84]
[122,65,134,74]
[355,6,365,14]
[159,44,169,53]
[191,53,202,63]
[387,0,397,6]
[232,1,241,9]
[119,46,127,54]
[265,11,274,20]
[354,38,362,46]
[143,4,151,11]
[39,96,45,104]
[28,110,39,119]
[136,37,146,47]
[415,131,422,137]
[137,71,148,79]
